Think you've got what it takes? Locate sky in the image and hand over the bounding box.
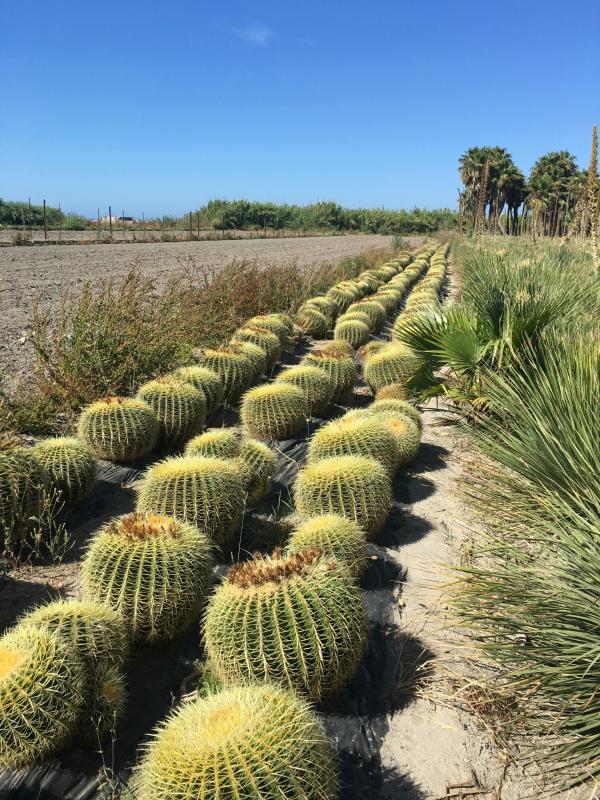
[2,0,599,218]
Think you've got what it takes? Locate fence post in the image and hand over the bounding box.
[43,200,48,240]
[189,211,192,239]
[122,209,125,239]
[196,211,200,237]
[109,206,113,235]
[97,207,100,239]
[58,203,62,241]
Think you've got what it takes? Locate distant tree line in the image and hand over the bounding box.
[459,144,599,237]
[0,198,88,229]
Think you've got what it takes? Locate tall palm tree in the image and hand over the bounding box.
[526,151,581,236]
[459,147,524,234]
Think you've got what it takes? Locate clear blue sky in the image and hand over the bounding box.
[2,0,599,218]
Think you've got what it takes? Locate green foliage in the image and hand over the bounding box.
[0,444,46,551]
[136,377,206,450]
[82,512,214,643]
[77,397,159,462]
[136,456,244,545]
[276,365,334,416]
[0,198,65,227]
[301,351,358,403]
[171,366,224,415]
[287,514,367,577]
[237,438,278,505]
[136,684,337,800]
[32,437,97,504]
[204,550,366,699]
[307,416,399,477]
[0,626,86,768]
[333,318,370,348]
[295,455,392,538]
[194,345,254,403]
[185,429,241,459]
[240,383,307,440]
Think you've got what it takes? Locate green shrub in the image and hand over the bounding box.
[204,550,366,699]
[82,512,214,642]
[240,383,307,440]
[32,437,97,504]
[77,397,159,462]
[136,684,337,800]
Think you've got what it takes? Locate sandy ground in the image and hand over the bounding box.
[0,233,394,388]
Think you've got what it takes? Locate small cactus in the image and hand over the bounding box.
[136,684,337,800]
[287,514,367,577]
[86,661,127,736]
[372,397,423,432]
[363,342,423,392]
[194,346,253,403]
[77,397,159,462]
[308,415,398,476]
[342,409,420,469]
[302,351,358,403]
[316,340,355,358]
[136,457,244,545]
[347,299,387,332]
[32,437,97,505]
[185,428,241,460]
[376,383,409,401]
[172,366,224,415]
[333,318,370,348]
[247,314,292,348]
[240,383,307,440]
[0,625,86,768]
[231,326,281,369]
[0,444,46,551]
[82,512,214,642]
[234,341,268,381]
[137,377,206,450]
[295,305,329,338]
[276,365,334,416]
[204,549,366,699]
[295,455,392,538]
[237,438,278,505]
[303,295,337,325]
[357,339,386,364]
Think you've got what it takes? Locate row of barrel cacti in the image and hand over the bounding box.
[0,244,436,795]
[0,250,416,555]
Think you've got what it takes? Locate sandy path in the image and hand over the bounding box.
[0,234,394,388]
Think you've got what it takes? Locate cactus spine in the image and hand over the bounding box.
[32,437,97,504]
[194,346,253,403]
[77,397,159,462]
[185,428,241,460]
[0,444,46,551]
[372,398,423,432]
[240,383,307,440]
[363,342,423,392]
[172,366,224,415]
[302,351,357,403]
[136,377,206,450]
[295,305,329,338]
[333,318,370,348]
[307,416,399,477]
[287,514,367,577]
[204,550,366,699]
[276,365,334,417]
[231,326,281,369]
[295,455,392,538]
[82,513,214,642]
[237,438,278,505]
[136,457,244,545]
[136,684,337,800]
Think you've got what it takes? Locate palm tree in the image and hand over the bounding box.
[459,147,524,235]
[526,151,582,236]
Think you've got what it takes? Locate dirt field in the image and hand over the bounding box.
[0,233,394,387]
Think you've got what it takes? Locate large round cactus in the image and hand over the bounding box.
[342,409,420,469]
[237,438,278,505]
[276,365,334,417]
[303,295,337,326]
[315,340,355,358]
[172,366,224,415]
[194,346,253,403]
[231,326,281,369]
[307,416,398,477]
[295,304,329,338]
[240,383,307,440]
[204,550,366,699]
[32,437,97,505]
[302,351,357,403]
[375,382,409,401]
[333,318,370,348]
[136,684,337,800]
[295,455,392,538]
[287,514,367,577]
[0,444,46,551]
[185,428,241,460]
[246,314,292,348]
[77,397,159,462]
[0,625,86,768]
[347,299,387,332]
[326,283,358,312]
[82,512,214,642]
[357,339,386,364]
[363,342,423,391]
[136,457,244,545]
[234,341,268,382]
[136,377,206,451]
[372,397,423,432]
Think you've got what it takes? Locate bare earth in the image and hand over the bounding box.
[0,233,393,388]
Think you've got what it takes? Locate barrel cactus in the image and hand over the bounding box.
[136,684,337,800]
[372,398,423,432]
[32,437,97,505]
[357,339,386,364]
[136,377,206,451]
[0,625,86,768]
[333,318,370,348]
[234,341,268,381]
[339,310,371,326]
[363,342,423,392]
[194,346,253,404]
[376,382,409,401]
[247,314,292,348]
[343,409,420,469]
[316,340,355,358]
[326,283,359,312]
[295,455,392,538]
[276,365,334,416]
[302,351,357,403]
[185,428,241,460]
[86,661,127,735]
[303,295,337,326]
[240,383,307,440]
[347,299,387,331]
[82,512,214,642]
[307,416,398,477]
[136,457,244,545]
[231,327,281,369]
[287,514,367,577]
[172,366,224,415]
[204,549,366,699]
[77,397,159,462]
[0,443,46,551]
[237,438,278,505]
[295,305,329,338]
